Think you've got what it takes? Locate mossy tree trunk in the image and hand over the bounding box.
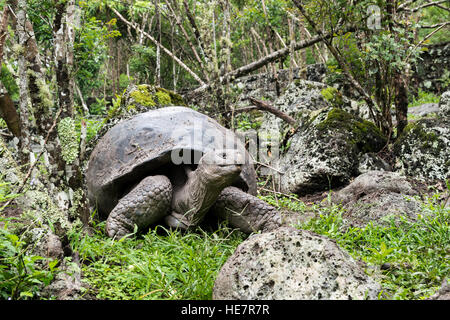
[12,0,90,226]
[52,0,90,225]
[16,0,32,164]
[394,74,409,136]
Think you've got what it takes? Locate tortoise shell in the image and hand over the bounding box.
[86,106,257,218]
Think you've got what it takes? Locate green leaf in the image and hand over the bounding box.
[19,291,33,298]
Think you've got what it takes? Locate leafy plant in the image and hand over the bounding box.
[0,219,59,300]
[0,176,59,300]
[89,98,108,115]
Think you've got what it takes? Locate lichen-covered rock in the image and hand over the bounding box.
[408,103,439,118]
[41,255,89,300]
[428,279,450,300]
[439,91,450,117]
[342,192,421,228]
[394,118,449,181]
[25,228,64,261]
[275,107,387,195]
[224,65,327,110]
[358,153,391,174]
[331,171,421,228]
[106,84,185,124]
[260,80,330,134]
[260,80,360,135]
[213,226,381,300]
[332,170,418,202]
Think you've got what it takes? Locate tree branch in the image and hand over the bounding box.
[291,0,379,125]
[190,26,355,95]
[110,6,206,86]
[406,22,449,62]
[419,22,450,28]
[182,0,210,64]
[401,0,449,12]
[165,0,209,81]
[246,97,296,126]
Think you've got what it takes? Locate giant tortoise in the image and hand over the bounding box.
[86,106,281,238]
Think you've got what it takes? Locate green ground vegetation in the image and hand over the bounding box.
[1,171,448,300]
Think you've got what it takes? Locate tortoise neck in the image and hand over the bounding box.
[171,167,225,226]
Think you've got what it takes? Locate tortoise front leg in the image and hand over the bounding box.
[211,186,282,233]
[106,175,172,238]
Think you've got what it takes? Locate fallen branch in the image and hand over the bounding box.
[247,97,296,126]
[233,106,258,114]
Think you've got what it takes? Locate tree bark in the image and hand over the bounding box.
[54,0,73,117]
[0,86,21,137]
[0,5,10,68]
[394,75,408,136]
[0,5,21,138]
[155,0,161,86]
[16,0,32,162]
[53,0,90,225]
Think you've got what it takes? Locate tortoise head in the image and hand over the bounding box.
[196,149,245,188]
[169,148,246,228]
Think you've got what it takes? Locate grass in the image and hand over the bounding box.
[259,192,449,300]
[408,89,440,109]
[68,221,246,300]
[296,194,449,300]
[1,167,448,300]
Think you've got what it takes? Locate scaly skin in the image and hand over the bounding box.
[105,151,282,238]
[165,150,243,230]
[106,175,172,238]
[212,186,282,233]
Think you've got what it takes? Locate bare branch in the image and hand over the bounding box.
[398,0,420,11]
[165,0,208,81]
[110,6,206,86]
[400,0,449,12]
[406,22,450,62]
[190,26,355,95]
[182,0,210,64]
[291,0,379,124]
[247,97,296,126]
[419,22,450,28]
